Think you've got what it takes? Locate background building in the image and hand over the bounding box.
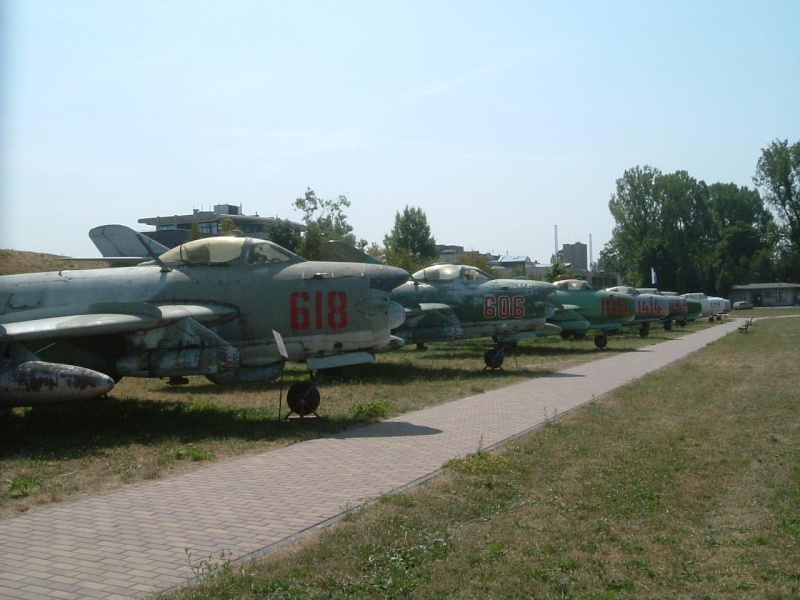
[489,255,536,276]
[730,283,800,307]
[138,204,304,248]
[561,242,588,271]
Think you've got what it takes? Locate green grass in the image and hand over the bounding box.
[155,314,800,599]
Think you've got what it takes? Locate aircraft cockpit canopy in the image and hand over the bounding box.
[412,264,492,283]
[554,279,595,292]
[246,241,299,265]
[159,237,299,267]
[608,286,638,295]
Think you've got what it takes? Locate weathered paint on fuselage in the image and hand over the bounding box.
[0,238,408,385]
[390,265,556,344]
[685,299,703,321]
[639,289,688,321]
[607,286,670,324]
[682,293,730,318]
[549,280,636,334]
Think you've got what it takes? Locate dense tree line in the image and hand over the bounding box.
[600,139,800,296]
[270,138,799,294]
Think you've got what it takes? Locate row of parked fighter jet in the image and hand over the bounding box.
[396,264,731,369]
[0,226,731,415]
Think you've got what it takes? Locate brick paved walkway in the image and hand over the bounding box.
[0,320,743,599]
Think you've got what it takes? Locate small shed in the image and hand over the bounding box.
[730,283,800,307]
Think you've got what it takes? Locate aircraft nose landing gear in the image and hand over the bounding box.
[483,345,508,370]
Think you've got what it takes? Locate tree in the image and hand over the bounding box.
[655,170,712,292]
[545,253,571,282]
[263,219,301,253]
[706,183,775,292]
[457,252,491,273]
[607,165,664,288]
[753,138,800,254]
[220,218,236,235]
[383,206,438,273]
[606,166,776,294]
[294,188,357,260]
[595,243,625,281]
[189,220,202,241]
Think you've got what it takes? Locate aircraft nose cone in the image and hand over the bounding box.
[367,265,409,293]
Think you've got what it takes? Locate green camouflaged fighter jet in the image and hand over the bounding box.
[390,263,560,369]
[548,279,636,348]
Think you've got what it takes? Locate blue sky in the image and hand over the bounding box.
[2,1,799,264]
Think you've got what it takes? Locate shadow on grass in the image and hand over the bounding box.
[510,342,641,357]
[314,361,559,386]
[0,331,673,460]
[0,397,373,461]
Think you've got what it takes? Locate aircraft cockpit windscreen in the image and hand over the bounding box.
[246,242,296,265]
[412,264,461,282]
[412,264,493,282]
[160,238,247,266]
[554,279,594,292]
[608,286,637,295]
[461,267,491,281]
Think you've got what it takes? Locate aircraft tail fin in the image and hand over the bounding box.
[89,225,169,258]
[318,240,383,264]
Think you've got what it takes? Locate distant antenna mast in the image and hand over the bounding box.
[554,225,558,257]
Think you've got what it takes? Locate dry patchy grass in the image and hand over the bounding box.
[2,318,727,519]
[161,315,800,600]
[0,248,108,275]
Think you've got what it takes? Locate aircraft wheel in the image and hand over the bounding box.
[594,335,608,349]
[639,324,650,338]
[677,319,687,326]
[560,331,572,340]
[287,382,321,416]
[663,320,672,331]
[484,348,504,370]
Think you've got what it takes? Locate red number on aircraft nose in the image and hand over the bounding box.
[291,291,311,329]
[327,290,348,329]
[602,297,630,316]
[638,299,652,314]
[513,296,525,318]
[291,291,348,330]
[484,295,525,319]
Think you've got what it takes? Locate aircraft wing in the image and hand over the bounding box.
[403,303,455,318]
[559,304,583,312]
[0,302,238,343]
[547,307,591,330]
[399,303,458,329]
[65,257,150,266]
